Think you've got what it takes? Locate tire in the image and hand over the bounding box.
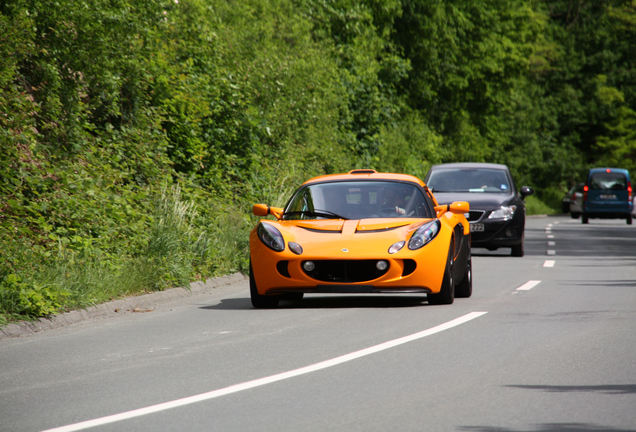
[570,212,580,219]
[250,262,279,308]
[455,254,472,298]
[627,214,632,225]
[428,244,455,305]
[511,241,524,257]
[582,214,589,224]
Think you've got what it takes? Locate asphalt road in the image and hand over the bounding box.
[1,216,635,432]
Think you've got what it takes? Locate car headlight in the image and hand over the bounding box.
[257,223,285,252]
[408,220,441,250]
[488,205,517,221]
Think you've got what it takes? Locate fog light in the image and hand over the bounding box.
[376,260,389,271]
[303,261,316,272]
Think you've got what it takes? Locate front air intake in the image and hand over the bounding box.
[302,260,388,282]
[402,259,416,276]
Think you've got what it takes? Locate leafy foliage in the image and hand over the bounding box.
[1,0,634,322]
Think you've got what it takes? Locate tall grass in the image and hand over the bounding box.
[525,194,558,216]
[0,186,210,324]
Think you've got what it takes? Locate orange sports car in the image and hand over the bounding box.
[249,169,472,308]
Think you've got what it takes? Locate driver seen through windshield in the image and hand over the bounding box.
[283,181,435,220]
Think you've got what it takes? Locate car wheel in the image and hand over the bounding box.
[250,262,279,308]
[627,214,633,225]
[455,255,472,298]
[511,240,524,257]
[582,214,589,224]
[428,244,455,305]
[570,212,580,219]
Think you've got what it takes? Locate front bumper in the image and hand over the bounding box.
[249,231,448,296]
[469,217,524,248]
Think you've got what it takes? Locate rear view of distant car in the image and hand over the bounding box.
[582,168,633,225]
[567,183,584,218]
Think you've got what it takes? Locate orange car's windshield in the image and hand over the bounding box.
[282,181,435,220]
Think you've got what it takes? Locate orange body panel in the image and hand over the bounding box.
[249,170,470,298]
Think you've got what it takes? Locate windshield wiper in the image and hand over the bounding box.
[284,209,348,220]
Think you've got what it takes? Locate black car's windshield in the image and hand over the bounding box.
[427,168,512,193]
[283,181,435,220]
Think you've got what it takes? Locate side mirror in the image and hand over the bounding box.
[252,204,284,219]
[252,204,269,216]
[520,186,534,198]
[449,201,469,214]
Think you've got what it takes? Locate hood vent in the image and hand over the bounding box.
[356,225,406,233]
[300,226,341,233]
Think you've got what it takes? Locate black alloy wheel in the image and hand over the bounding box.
[428,243,455,305]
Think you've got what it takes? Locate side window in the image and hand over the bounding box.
[285,188,315,219]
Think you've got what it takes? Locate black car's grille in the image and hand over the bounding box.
[302,260,388,283]
[467,210,485,222]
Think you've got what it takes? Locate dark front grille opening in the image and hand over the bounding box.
[276,261,290,278]
[467,210,484,222]
[303,260,388,283]
[402,259,416,276]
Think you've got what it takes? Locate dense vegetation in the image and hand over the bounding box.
[1,0,634,323]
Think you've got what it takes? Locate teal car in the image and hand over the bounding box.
[582,168,633,225]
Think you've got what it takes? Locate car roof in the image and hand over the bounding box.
[303,169,426,187]
[429,162,509,171]
[588,167,630,175]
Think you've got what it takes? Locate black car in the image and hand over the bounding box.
[424,163,534,256]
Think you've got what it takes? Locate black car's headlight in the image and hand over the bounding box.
[488,205,517,221]
[257,223,285,252]
[408,220,441,250]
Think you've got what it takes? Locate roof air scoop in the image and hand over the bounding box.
[348,169,377,174]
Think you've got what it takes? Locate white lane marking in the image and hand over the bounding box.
[547,250,556,256]
[543,260,555,268]
[547,241,556,246]
[42,312,488,432]
[516,280,541,291]
[547,234,555,239]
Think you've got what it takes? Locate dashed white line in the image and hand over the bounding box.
[547,241,556,247]
[41,311,488,432]
[516,280,541,291]
[546,250,556,256]
[543,260,555,268]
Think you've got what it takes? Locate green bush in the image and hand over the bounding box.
[525,194,558,216]
[0,274,65,319]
